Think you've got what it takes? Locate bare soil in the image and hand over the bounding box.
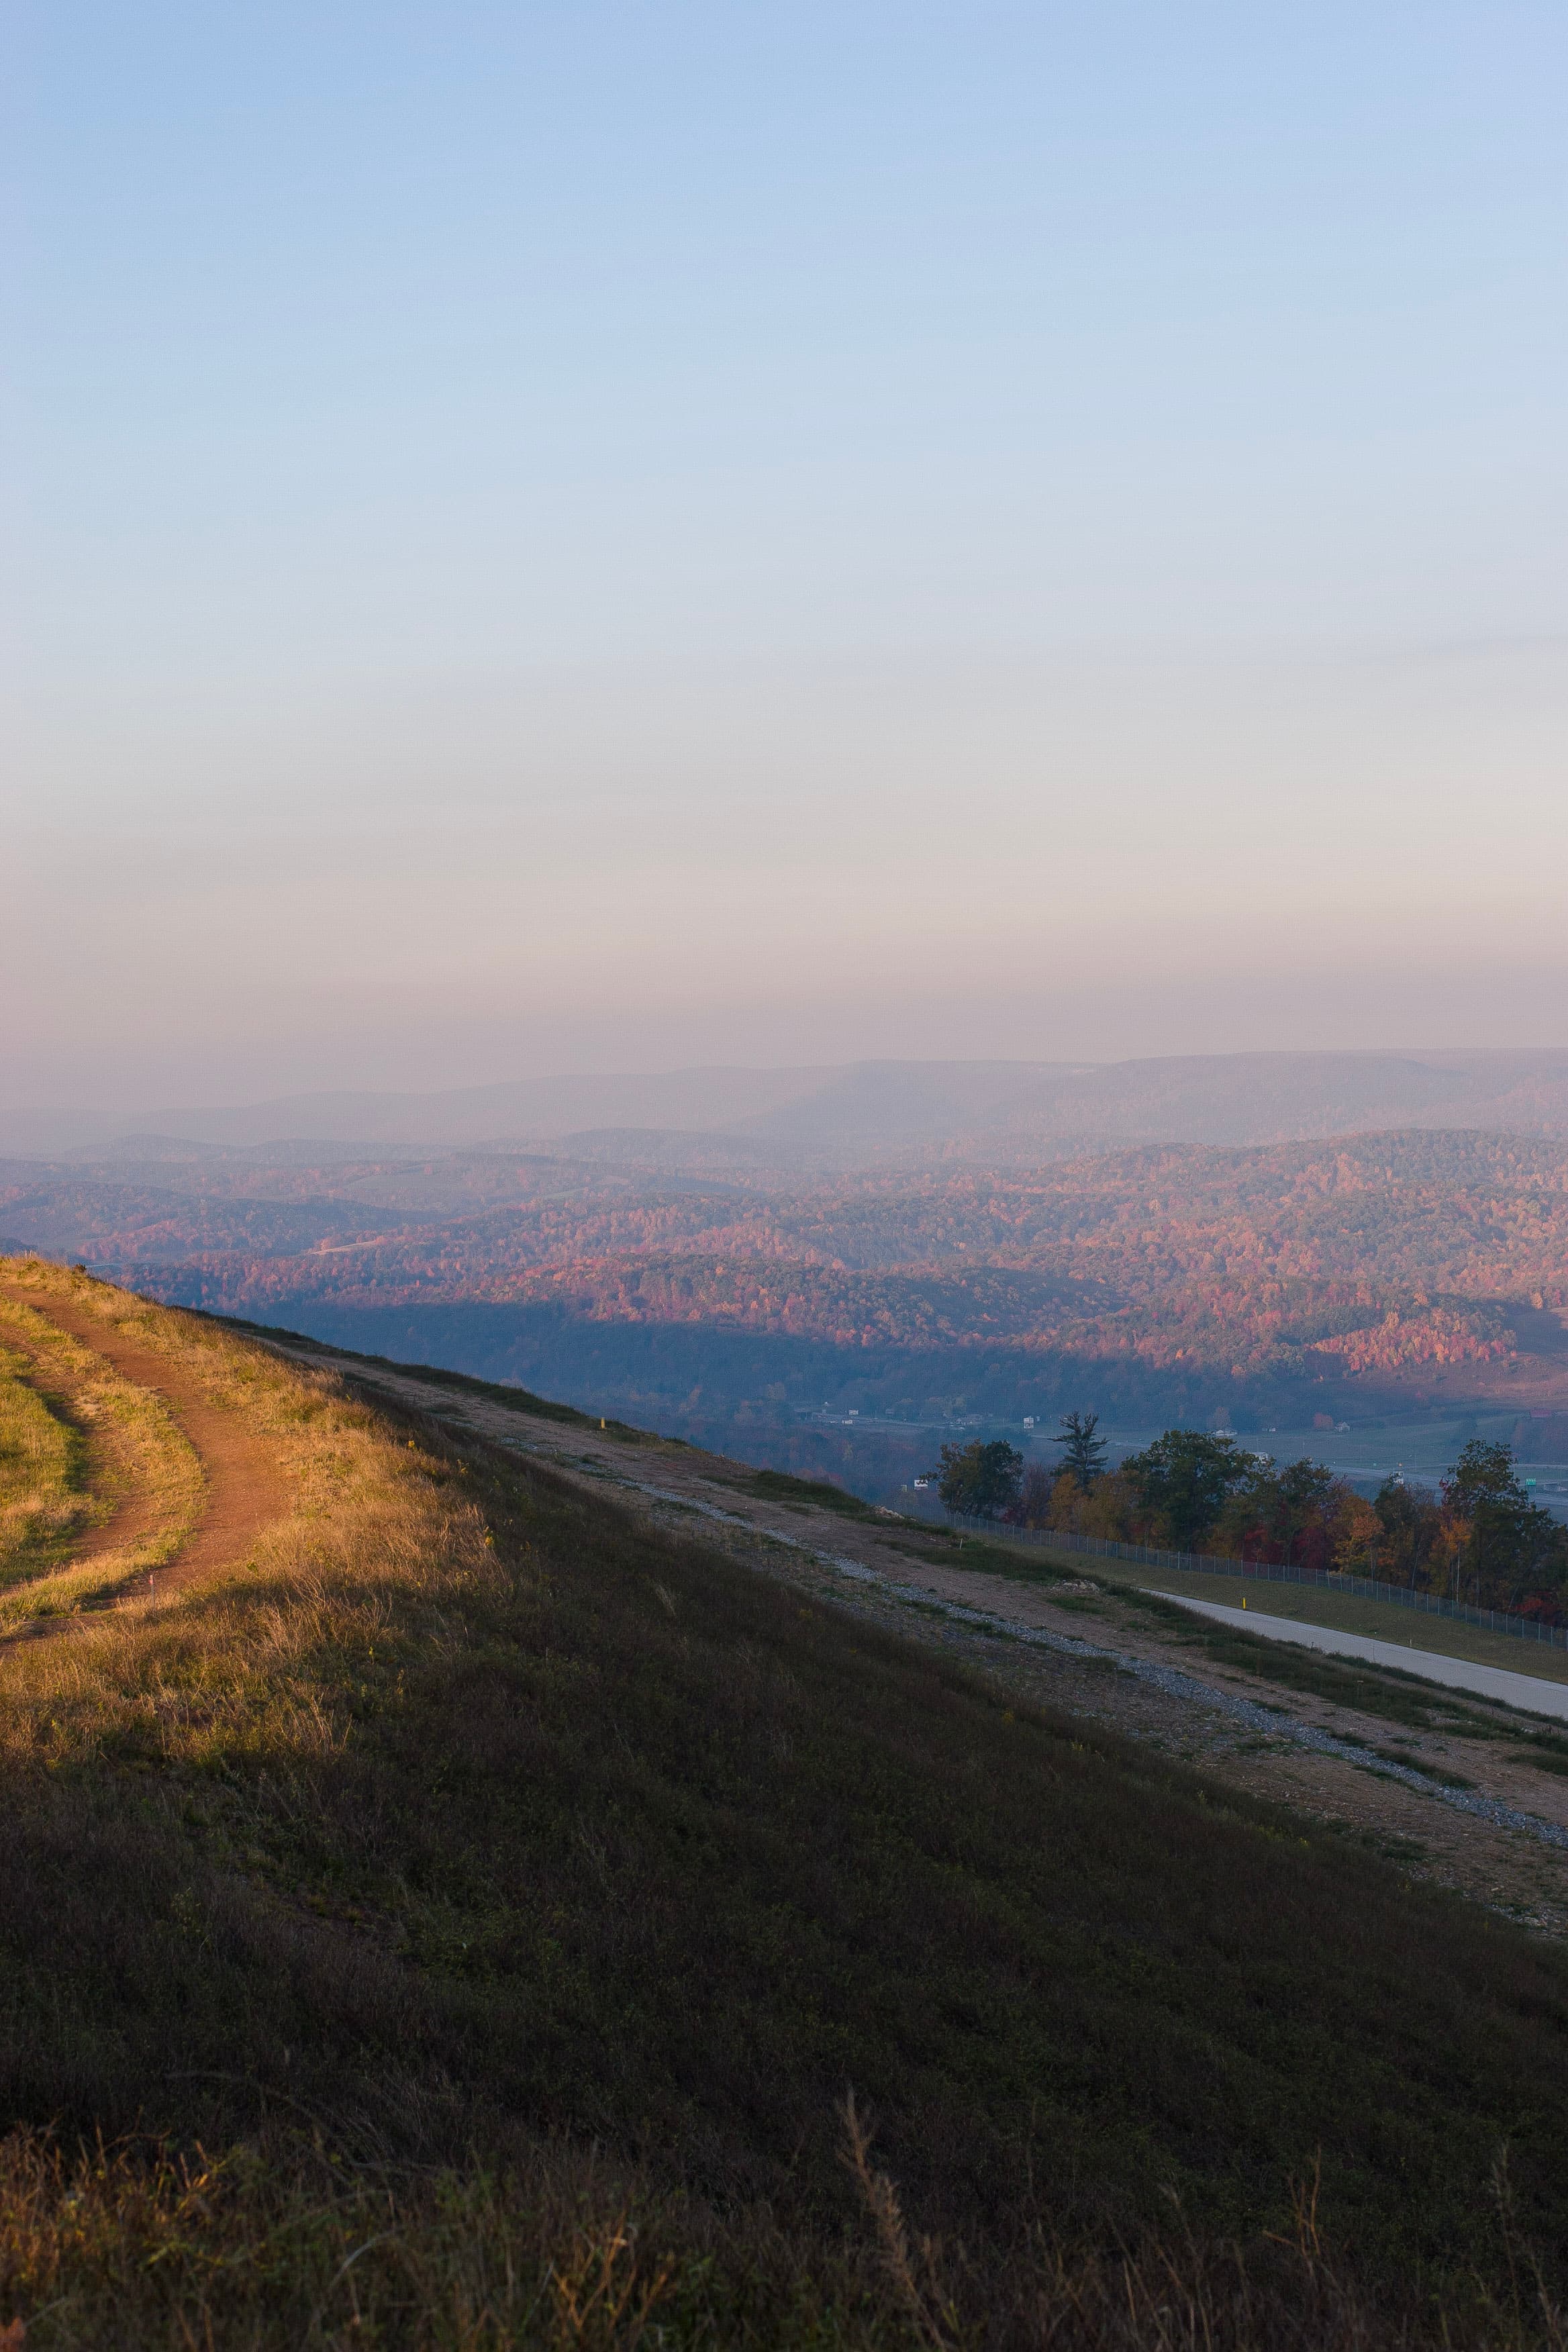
[0,1319,164,1569]
[3,1288,289,1608]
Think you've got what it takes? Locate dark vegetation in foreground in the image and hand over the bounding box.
[5,1322,1568,2340]
[7,2126,1566,2351]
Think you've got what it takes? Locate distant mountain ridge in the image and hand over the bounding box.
[9,1046,1568,1165]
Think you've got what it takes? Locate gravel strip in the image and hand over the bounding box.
[859,1577,1568,1851]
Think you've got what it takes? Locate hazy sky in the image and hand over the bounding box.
[5,3,1566,1109]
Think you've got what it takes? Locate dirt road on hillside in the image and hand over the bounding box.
[1,1287,289,1611]
[1,1317,165,1572]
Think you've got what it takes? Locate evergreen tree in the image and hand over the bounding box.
[1053,1410,1108,1489]
[1443,1438,1568,1604]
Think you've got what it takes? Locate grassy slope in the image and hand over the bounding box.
[4,1270,1568,2341]
[0,1338,81,1577]
[0,1286,204,1620]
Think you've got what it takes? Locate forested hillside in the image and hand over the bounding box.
[5,1131,1568,1438]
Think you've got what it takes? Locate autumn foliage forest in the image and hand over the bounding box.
[925,1402,1568,1616]
[5,1127,1568,1450]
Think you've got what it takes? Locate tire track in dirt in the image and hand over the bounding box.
[0,1321,164,1569]
[0,1287,289,1608]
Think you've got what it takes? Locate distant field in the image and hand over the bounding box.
[986,1530,1568,1687]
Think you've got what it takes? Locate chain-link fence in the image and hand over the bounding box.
[911,1510,1568,1651]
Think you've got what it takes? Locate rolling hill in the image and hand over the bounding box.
[13,1044,1568,1163]
[2,1257,1568,2342]
[6,1130,1568,1471]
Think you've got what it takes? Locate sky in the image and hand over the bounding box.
[4,1,1567,1112]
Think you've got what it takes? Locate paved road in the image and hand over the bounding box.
[1153,1593,1568,1722]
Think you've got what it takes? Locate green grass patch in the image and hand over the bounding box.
[0,1343,85,1581]
[742,1466,881,1519]
[0,1283,205,1617]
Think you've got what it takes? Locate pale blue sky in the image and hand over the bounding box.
[5,3,1567,1106]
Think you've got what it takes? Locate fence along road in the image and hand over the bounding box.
[938,1516,1568,1654]
[1153,1592,1568,1722]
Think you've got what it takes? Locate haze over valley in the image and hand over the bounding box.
[10,1048,1568,1508]
[17,1044,1568,1162]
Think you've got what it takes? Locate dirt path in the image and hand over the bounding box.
[0,1320,165,1570]
[2,1289,289,1608]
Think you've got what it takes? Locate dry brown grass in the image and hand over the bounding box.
[0,2113,1564,2351]
[0,1257,491,1767]
[0,1275,203,1621]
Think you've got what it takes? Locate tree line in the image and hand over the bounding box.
[932,1416,1568,1621]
